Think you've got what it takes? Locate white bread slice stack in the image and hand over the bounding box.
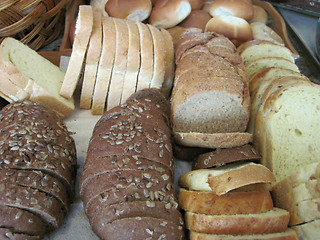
[171,32,251,149]
[60,5,94,99]
[0,37,74,118]
[178,161,295,239]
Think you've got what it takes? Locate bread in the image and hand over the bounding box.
[0,228,42,240]
[80,8,103,109]
[136,21,154,92]
[179,188,273,215]
[173,132,253,149]
[189,229,298,240]
[90,0,109,16]
[179,10,212,31]
[0,38,74,118]
[249,5,268,24]
[0,100,76,238]
[245,57,300,79]
[254,82,320,182]
[81,89,184,239]
[205,15,253,46]
[188,0,204,10]
[193,144,260,169]
[167,26,202,45]
[206,0,254,21]
[185,208,290,235]
[60,5,93,99]
[237,40,295,67]
[171,33,250,146]
[250,22,285,46]
[292,219,320,240]
[149,0,192,28]
[179,162,275,195]
[105,0,152,21]
[91,17,116,114]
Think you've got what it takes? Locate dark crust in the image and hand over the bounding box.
[193,144,261,169]
[0,227,41,240]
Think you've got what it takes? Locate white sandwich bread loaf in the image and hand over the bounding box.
[0,37,74,118]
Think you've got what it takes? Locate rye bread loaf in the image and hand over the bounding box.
[185,208,290,235]
[179,188,273,215]
[81,89,184,239]
[0,100,76,237]
[171,32,250,148]
[193,144,260,169]
[0,228,41,240]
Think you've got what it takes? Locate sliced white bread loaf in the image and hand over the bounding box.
[237,40,295,66]
[185,208,290,235]
[106,17,129,110]
[245,57,300,79]
[179,162,275,195]
[60,5,93,99]
[254,82,320,182]
[0,38,74,118]
[91,17,116,115]
[292,219,320,240]
[179,188,274,215]
[189,229,298,240]
[79,8,103,109]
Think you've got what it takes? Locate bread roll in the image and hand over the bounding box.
[179,9,212,31]
[149,0,192,28]
[207,0,254,21]
[105,0,152,21]
[188,0,204,10]
[205,15,253,46]
[249,5,268,24]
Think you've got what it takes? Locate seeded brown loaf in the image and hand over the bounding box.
[0,100,76,238]
[81,89,184,239]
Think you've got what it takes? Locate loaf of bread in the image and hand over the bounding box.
[249,5,268,24]
[0,100,76,238]
[171,32,251,148]
[0,38,75,118]
[292,219,320,240]
[179,9,212,31]
[250,22,285,46]
[80,89,184,239]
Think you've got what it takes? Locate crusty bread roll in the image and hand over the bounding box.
[149,0,192,28]
[205,15,253,46]
[249,5,268,24]
[207,0,254,21]
[179,9,212,31]
[105,0,152,21]
[188,0,204,10]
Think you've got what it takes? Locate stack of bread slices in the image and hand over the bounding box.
[59,5,175,115]
[178,145,298,240]
[238,40,320,239]
[171,31,252,149]
[80,89,184,239]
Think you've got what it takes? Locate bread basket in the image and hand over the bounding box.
[0,0,71,50]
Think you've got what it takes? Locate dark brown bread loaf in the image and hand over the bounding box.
[0,100,76,238]
[81,89,184,239]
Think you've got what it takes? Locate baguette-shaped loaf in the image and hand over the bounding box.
[185,208,290,235]
[179,188,273,215]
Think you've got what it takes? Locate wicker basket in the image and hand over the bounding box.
[0,0,71,50]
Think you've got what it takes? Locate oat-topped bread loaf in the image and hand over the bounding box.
[0,100,76,239]
[80,89,184,240]
[171,32,251,148]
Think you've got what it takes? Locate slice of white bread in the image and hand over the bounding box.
[245,57,300,79]
[91,17,116,115]
[79,8,103,109]
[185,208,290,235]
[60,5,93,99]
[250,22,285,46]
[173,132,253,149]
[237,40,295,66]
[0,69,29,101]
[292,219,320,240]
[254,82,320,182]
[120,20,141,104]
[179,162,275,195]
[0,37,74,118]
[106,18,129,110]
[189,229,298,240]
[136,21,154,91]
[179,188,274,215]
